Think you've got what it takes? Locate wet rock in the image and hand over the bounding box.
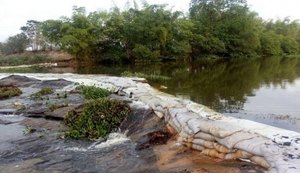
[25,107,48,118]
[0,158,45,173]
[0,75,40,87]
[108,94,133,104]
[20,118,66,132]
[44,106,78,120]
[148,131,171,145]
[33,79,73,89]
[0,109,16,115]
[0,119,12,125]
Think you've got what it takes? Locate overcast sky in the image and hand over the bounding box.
[0,0,300,42]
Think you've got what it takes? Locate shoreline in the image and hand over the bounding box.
[0,73,299,172]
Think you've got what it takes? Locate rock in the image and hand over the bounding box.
[25,108,48,118]
[0,75,40,87]
[108,94,133,104]
[20,118,66,132]
[33,79,73,89]
[0,119,12,125]
[44,106,77,120]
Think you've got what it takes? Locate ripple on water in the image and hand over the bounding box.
[0,114,25,150]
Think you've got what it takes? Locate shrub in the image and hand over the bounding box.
[30,87,54,100]
[0,54,49,66]
[0,86,22,99]
[79,85,110,100]
[64,98,130,139]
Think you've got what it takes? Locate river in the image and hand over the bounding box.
[75,57,300,132]
[2,56,300,132]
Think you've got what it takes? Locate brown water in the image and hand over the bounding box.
[1,56,300,132]
[75,57,300,132]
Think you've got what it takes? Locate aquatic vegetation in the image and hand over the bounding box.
[0,86,22,99]
[121,71,171,82]
[30,87,54,100]
[79,85,110,100]
[64,98,130,139]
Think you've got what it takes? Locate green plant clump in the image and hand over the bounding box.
[80,85,110,100]
[30,87,54,100]
[64,98,130,139]
[121,71,171,82]
[0,86,22,99]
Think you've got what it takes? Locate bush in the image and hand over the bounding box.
[30,87,54,100]
[64,98,130,139]
[0,53,49,66]
[79,85,110,99]
[0,86,22,99]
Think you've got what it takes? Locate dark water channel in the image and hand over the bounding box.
[75,57,300,132]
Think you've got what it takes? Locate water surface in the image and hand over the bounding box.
[75,57,300,132]
[2,57,300,132]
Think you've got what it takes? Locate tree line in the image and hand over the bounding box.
[1,0,300,62]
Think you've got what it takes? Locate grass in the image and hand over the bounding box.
[0,53,50,66]
[0,86,22,99]
[0,66,50,73]
[48,102,69,111]
[30,87,54,100]
[64,98,130,139]
[79,85,111,100]
[121,71,171,82]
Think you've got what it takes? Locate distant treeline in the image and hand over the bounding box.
[1,0,300,63]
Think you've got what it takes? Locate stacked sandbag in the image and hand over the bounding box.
[2,74,299,173]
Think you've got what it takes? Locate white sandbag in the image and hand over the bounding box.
[215,131,259,149]
[194,132,215,142]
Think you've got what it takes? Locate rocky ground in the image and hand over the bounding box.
[0,75,265,173]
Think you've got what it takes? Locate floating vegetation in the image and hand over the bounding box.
[64,98,130,139]
[121,71,171,82]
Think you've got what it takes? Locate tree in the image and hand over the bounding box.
[21,20,46,51]
[0,33,29,55]
[189,0,262,58]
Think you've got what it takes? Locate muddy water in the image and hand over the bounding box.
[2,57,299,132]
[73,57,300,132]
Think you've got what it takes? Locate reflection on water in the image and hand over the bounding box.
[76,57,300,131]
[2,57,300,131]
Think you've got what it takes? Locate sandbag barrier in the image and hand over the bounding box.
[1,73,299,173]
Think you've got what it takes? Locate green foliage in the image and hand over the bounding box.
[30,87,54,100]
[0,33,28,55]
[260,31,282,56]
[121,71,171,81]
[64,98,130,139]
[0,86,22,99]
[21,20,48,51]
[79,85,110,99]
[35,1,300,61]
[132,44,160,61]
[48,102,68,111]
[0,53,49,66]
[0,66,49,73]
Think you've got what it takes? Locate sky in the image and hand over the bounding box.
[0,0,300,42]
